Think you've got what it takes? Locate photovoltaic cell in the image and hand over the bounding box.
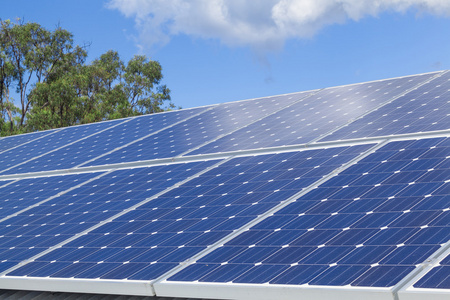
[168,137,449,288]
[84,92,311,166]
[2,107,207,174]
[0,119,126,174]
[187,72,439,155]
[413,254,450,289]
[321,71,450,141]
[0,160,216,276]
[5,144,372,280]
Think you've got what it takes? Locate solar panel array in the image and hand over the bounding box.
[0,71,448,300]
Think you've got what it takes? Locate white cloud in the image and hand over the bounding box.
[107,0,450,52]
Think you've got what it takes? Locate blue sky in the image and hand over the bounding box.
[2,0,450,109]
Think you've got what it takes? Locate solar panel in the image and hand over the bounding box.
[3,144,371,281]
[414,253,450,289]
[0,71,448,300]
[0,129,58,153]
[0,160,217,275]
[321,71,450,142]
[187,72,441,155]
[84,91,312,167]
[0,173,100,220]
[1,107,208,175]
[0,119,127,175]
[1,92,313,174]
[165,137,448,288]
[397,248,450,299]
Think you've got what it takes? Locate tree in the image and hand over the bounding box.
[0,20,19,134]
[0,19,174,136]
[26,51,173,131]
[124,55,172,115]
[0,19,80,132]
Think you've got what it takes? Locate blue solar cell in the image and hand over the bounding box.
[187,72,438,155]
[0,119,125,174]
[414,266,450,289]
[270,265,328,285]
[84,93,306,166]
[51,262,96,278]
[7,262,49,276]
[126,263,178,281]
[73,262,123,279]
[309,265,370,286]
[168,263,221,282]
[159,246,206,262]
[28,262,73,277]
[298,246,354,264]
[100,262,151,279]
[234,264,290,284]
[380,245,440,265]
[229,246,279,263]
[5,144,369,280]
[201,263,254,283]
[264,246,315,264]
[168,137,449,288]
[337,246,394,265]
[406,227,449,245]
[322,72,450,141]
[352,266,416,287]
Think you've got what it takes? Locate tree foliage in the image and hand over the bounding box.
[0,19,174,136]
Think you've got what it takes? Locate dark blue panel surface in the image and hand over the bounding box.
[0,173,99,219]
[188,72,438,155]
[7,144,371,280]
[3,108,206,174]
[321,72,450,141]
[169,137,449,288]
[413,253,450,289]
[0,180,12,188]
[0,130,57,153]
[0,160,215,275]
[0,119,125,174]
[85,92,310,166]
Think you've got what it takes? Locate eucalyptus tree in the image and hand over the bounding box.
[27,50,173,131]
[0,19,174,136]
